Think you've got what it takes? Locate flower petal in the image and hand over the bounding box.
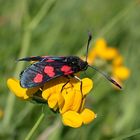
[94,38,118,60]
[95,38,107,51]
[74,78,93,96]
[80,108,96,124]
[70,90,82,112]
[99,48,118,60]
[113,66,130,80]
[57,93,65,109]
[48,92,64,110]
[60,90,75,114]
[48,94,58,109]
[94,38,107,56]
[42,77,67,100]
[62,111,82,128]
[42,87,52,100]
[113,55,123,66]
[7,78,39,100]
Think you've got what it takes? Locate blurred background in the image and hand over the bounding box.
[0,0,140,139]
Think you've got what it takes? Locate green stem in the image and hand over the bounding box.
[25,112,45,140]
[112,128,140,140]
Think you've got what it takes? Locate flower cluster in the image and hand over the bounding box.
[87,38,130,87]
[7,77,96,128]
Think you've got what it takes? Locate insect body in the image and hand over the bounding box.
[18,33,122,89]
[19,56,88,88]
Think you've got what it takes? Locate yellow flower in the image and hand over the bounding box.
[94,38,107,52]
[100,47,118,60]
[94,38,118,60]
[7,76,96,128]
[88,38,118,65]
[92,38,107,60]
[7,78,39,100]
[85,38,107,65]
[112,55,130,84]
[87,38,130,88]
[42,77,96,128]
[113,66,130,81]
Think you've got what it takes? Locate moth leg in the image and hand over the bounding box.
[61,77,70,93]
[73,75,83,96]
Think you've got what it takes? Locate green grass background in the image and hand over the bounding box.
[0,0,140,140]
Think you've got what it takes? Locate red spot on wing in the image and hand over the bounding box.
[46,59,55,62]
[61,65,73,75]
[61,65,71,72]
[44,66,55,77]
[33,73,43,83]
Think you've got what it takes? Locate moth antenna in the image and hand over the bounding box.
[85,32,92,62]
[88,65,122,89]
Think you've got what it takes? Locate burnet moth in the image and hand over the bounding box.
[18,33,122,90]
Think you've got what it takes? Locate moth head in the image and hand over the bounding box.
[66,56,88,71]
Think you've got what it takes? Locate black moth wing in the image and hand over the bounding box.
[20,58,74,88]
[18,56,65,62]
